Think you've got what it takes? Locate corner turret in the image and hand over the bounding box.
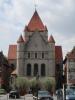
[17,34,25,76]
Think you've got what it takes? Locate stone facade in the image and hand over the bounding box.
[17,30,55,77]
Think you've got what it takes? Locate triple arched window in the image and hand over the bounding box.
[26,63,46,76]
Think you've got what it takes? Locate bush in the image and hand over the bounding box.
[29,78,41,95]
[15,77,29,95]
[15,77,55,95]
[42,77,56,95]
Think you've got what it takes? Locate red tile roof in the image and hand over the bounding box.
[48,35,55,43]
[25,10,46,32]
[17,35,24,43]
[55,46,63,62]
[8,45,17,60]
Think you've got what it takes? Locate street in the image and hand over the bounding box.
[0,94,57,100]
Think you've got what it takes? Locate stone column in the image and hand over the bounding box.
[31,63,33,77]
[38,64,41,76]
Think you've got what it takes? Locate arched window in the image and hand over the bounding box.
[27,63,31,76]
[41,64,45,76]
[34,63,38,76]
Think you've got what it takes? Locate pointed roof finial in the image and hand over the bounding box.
[34,0,38,11]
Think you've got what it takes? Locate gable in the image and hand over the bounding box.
[25,11,46,32]
[25,31,48,51]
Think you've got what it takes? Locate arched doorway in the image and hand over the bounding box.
[34,63,38,76]
[27,63,31,76]
[41,64,45,76]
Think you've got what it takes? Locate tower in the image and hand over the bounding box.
[17,35,25,76]
[48,35,55,76]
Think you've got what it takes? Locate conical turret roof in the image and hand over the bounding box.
[48,35,55,43]
[25,10,46,32]
[17,35,24,43]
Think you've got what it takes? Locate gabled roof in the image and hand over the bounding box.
[67,52,75,59]
[25,10,46,32]
[17,35,24,43]
[55,46,63,62]
[66,46,75,59]
[48,35,55,43]
[8,45,17,60]
[67,53,75,59]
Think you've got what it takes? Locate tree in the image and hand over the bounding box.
[29,78,42,95]
[15,77,29,95]
[43,77,56,95]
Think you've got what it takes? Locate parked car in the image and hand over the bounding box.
[9,90,20,99]
[33,90,53,100]
[0,88,6,95]
[66,88,75,100]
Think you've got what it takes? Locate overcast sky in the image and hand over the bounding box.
[0,0,75,58]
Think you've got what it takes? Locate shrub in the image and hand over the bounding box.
[15,77,55,95]
[15,77,29,95]
[42,77,56,95]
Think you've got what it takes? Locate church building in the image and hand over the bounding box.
[8,10,63,81]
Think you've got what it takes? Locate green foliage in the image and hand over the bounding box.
[29,78,37,88]
[29,78,38,94]
[15,77,56,95]
[15,77,29,95]
[42,77,56,93]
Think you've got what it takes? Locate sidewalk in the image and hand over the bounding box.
[53,94,57,100]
